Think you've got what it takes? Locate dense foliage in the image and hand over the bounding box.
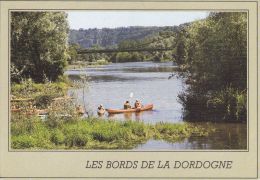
[175,12,247,121]
[11,12,69,83]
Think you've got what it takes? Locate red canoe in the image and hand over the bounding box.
[106,104,153,114]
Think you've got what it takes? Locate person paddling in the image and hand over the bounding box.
[134,100,142,109]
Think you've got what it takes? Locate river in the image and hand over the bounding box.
[65,62,247,150]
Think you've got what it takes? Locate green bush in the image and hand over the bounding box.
[64,131,90,147]
[63,122,91,147]
[11,115,53,149]
[95,59,109,65]
[11,116,42,135]
[12,135,37,149]
[51,130,65,145]
[236,91,247,121]
[207,87,247,121]
[31,128,53,149]
[178,91,208,120]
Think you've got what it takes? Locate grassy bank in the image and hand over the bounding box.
[11,116,212,150]
[11,77,70,99]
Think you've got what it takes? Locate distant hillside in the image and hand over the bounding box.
[69,26,178,48]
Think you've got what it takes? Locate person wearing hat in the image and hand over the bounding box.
[124,100,131,109]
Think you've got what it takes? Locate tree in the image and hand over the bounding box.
[67,43,81,64]
[11,12,69,83]
[176,12,247,121]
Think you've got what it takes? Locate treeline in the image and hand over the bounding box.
[68,27,180,64]
[11,12,69,83]
[174,12,247,122]
[69,26,175,48]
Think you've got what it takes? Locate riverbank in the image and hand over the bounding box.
[11,116,212,149]
[66,59,110,70]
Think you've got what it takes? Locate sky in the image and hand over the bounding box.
[67,11,209,29]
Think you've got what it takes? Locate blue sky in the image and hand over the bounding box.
[67,11,209,29]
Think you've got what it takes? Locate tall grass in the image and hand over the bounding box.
[11,116,211,150]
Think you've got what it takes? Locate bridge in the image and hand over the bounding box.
[77,47,174,54]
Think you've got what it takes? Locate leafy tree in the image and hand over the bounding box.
[67,43,81,64]
[11,12,69,83]
[176,12,247,121]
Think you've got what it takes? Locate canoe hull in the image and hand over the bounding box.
[106,104,153,114]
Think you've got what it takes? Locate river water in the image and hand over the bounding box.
[65,62,247,150]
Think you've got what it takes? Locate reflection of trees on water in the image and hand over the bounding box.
[186,123,247,149]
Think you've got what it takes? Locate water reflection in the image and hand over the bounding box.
[135,122,247,150]
[66,62,184,124]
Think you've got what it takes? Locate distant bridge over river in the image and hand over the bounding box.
[76,47,174,54]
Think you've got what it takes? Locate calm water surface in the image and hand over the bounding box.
[65,62,247,150]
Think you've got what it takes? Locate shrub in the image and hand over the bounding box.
[95,59,109,65]
[31,128,53,149]
[11,115,42,135]
[207,87,247,121]
[63,122,91,147]
[51,130,65,145]
[178,91,208,121]
[236,91,247,121]
[11,115,53,149]
[12,135,37,149]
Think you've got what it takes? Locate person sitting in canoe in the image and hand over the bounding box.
[134,100,142,109]
[97,104,105,116]
[124,100,131,109]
